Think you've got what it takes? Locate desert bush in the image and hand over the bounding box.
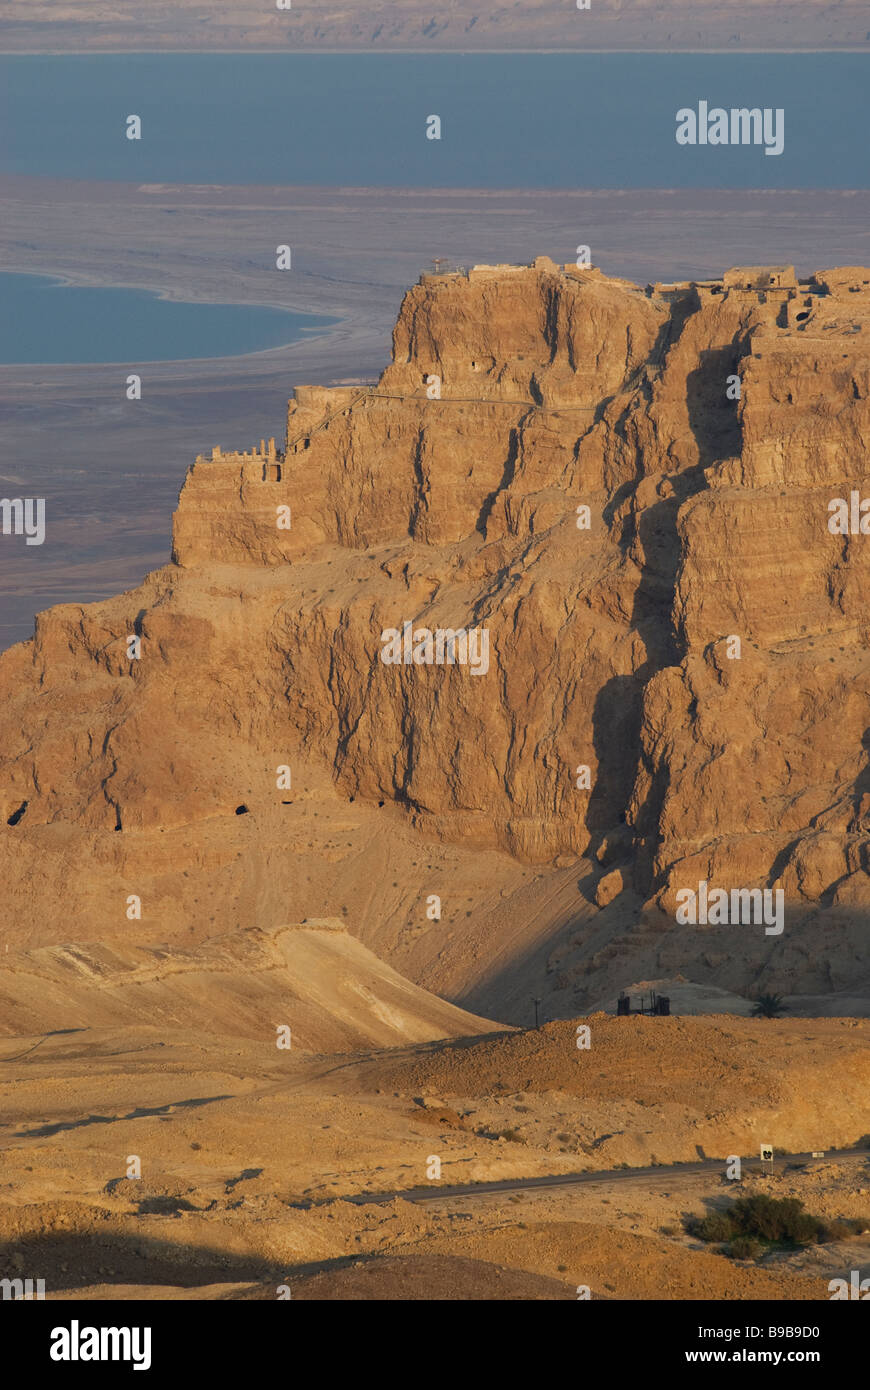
[686,1210,736,1242]
[816,1216,870,1240]
[730,1194,821,1245]
[687,1194,833,1251]
[729,1235,763,1261]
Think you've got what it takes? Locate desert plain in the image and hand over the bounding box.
[3,985,870,1300]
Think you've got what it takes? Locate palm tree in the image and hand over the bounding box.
[751,993,788,1019]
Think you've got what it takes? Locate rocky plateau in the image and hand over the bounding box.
[1,256,869,1019]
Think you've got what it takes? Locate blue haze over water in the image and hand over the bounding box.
[0,53,868,189]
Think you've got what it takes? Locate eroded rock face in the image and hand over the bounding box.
[1,256,868,999]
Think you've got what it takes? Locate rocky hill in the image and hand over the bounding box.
[1,257,868,1015]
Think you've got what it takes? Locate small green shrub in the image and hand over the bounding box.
[686,1193,849,1254]
[729,1235,763,1261]
[730,1194,821,1245]
[687,1211,736,1243]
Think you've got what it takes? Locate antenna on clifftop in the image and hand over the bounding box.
[430,257,450,275]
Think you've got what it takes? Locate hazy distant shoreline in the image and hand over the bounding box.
[6,0,868,58]
[2,48,868,55]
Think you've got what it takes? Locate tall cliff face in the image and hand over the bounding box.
[633,272,870,912]
[1,257,868,1006]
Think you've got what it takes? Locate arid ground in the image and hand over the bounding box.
[2,989,869,1299]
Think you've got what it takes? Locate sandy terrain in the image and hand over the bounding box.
[1,0,867,51]
[2,1006,867,1300]
[0,920,500,1049]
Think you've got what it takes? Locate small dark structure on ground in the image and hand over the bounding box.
[617,989,670,1016]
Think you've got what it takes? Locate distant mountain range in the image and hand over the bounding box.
[1,0,868,53]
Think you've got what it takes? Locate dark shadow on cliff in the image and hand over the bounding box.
[585,674,645,858]
[685,346,743,468]
[850,730,870,834]
[627,342,743,670]
[449,885,870,1027]
[452,871,648,1025]
[591,341,746,886]
[477,424,521,535]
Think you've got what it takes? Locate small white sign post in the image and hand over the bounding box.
[760,1143,774,1172]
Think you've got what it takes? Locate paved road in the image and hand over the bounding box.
[347,1147,869,1206]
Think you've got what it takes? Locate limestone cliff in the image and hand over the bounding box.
[2,256,868,1012]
